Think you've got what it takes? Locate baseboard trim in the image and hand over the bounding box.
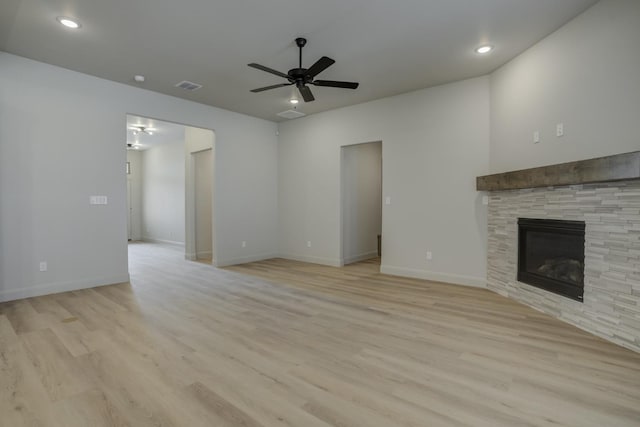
[216,252,279,268]
[343,251,378,265]
[380,265,486,288]
[0,274,131,303]
[278,254,342,267]
[142,237,185,246]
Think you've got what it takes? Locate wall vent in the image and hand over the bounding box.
[277,109,306,119]
[175,80,203,91]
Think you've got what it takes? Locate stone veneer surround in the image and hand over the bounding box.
[487,180,640,352]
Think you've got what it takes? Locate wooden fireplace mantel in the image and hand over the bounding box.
[476,151,640,191]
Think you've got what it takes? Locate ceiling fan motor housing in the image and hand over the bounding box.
[288,68,310,84]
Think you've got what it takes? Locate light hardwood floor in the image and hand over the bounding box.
[1,242,639,426]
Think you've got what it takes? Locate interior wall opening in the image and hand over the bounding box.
[340,141,383,267]
[125,114,215,271]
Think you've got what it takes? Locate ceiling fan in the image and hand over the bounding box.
[248,38,359,102]
[130,126,154,136]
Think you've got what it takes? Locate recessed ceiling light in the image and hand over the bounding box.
[475,45,493,54]
[57,16,81,29]
[289,99,299,105]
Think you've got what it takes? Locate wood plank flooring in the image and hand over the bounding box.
[1,242,639,426]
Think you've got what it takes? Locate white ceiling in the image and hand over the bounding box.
[1,0,598,122]
[126,115,185,151]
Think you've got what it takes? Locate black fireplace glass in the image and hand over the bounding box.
[518,218,585,302]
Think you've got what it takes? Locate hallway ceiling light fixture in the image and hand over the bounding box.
[56,16,81,29]
[130,126,154,136]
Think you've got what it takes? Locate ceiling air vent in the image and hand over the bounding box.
[277,109,306,120]
[175,80,203,91]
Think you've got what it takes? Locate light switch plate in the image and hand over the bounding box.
[90,195,108,205]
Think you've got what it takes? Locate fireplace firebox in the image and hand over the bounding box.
[517,218,585,302]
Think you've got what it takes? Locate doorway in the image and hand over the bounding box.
[340,141,383,266]
[184,126,216,264]
[193,149,213,262]
[126,179,132,240]
[125,114,215,270]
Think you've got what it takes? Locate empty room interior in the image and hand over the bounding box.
[1,0,639,426]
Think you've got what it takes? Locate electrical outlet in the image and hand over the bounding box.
[426,251,433,261]
[533,130,540,144]
[307,241,312,248]
[556,123,564,137]
[39,261,47,272]
[385,196,391,205]
[241,241,246,248]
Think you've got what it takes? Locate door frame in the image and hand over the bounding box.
[190,148,214,262]
[184,129,216,264]
[339,140,383,268]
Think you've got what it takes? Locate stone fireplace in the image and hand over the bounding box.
[478,152,640,352]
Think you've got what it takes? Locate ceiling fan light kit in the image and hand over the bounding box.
[248,37,359,103]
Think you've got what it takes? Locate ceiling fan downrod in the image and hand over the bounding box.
[295,37,306,69]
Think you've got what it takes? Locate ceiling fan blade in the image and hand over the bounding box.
[298,85,315,102]
[248,63,290,80]
[313,80,359,89]
[305,56,335,78]
[250,83,293,93]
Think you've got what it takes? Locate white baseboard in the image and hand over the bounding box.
[216,252,279,267]
[196,250,213,258]
[343,251,378,265]
[142,237,185,246]
[0,274,131,303]
[278,253,342,267]
[380,265,486,288]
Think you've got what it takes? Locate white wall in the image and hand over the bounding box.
[5,0,632,302]
[142,141,185,245]
[278,77,490,287]
[126,150,143,240]
[342,142,382,264]
[0,52,278,302]
[490,0,640,173]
